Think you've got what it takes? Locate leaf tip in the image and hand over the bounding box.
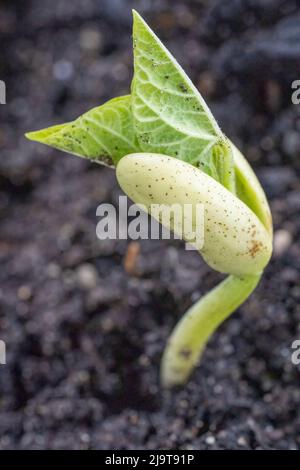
[25,123,67,145]
[132,9,141,20]
[25,130,44,143]
[132,9,148,33]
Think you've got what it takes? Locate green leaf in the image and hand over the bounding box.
[26,95,140,167]
[25,12,236,194]
[131,10,224,171]
[231,142,273,234]
[210,140,236,193]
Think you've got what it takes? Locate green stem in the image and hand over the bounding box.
[160,273,261,387]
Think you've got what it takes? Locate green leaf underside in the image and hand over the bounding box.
[131,11,224,168]
[26,96,140,167]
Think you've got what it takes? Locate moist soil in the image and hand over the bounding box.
[0,0,300,449]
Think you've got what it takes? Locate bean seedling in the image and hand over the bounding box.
[26,11,273,387]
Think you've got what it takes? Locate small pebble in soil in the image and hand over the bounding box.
[80,28,103,52]
[53,60,74,81]
[17,285,32,301]
[46,263,61,279]
[124,241,141,276]
[76,263,99,290]
[273,229,293,257]
[237,436,247,447]
[205,435,216,446]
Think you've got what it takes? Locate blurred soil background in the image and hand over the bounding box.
[0,0,300,449]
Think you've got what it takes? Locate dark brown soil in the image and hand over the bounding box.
[0,0,300,450]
